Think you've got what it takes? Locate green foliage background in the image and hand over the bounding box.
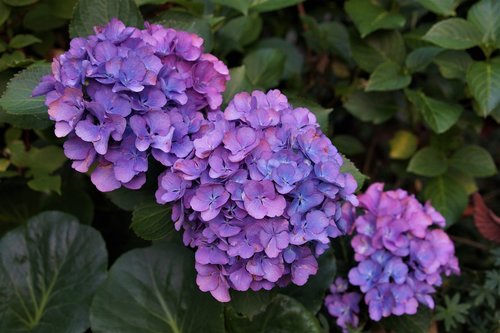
[0,0,499,332]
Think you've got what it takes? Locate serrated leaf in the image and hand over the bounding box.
[405,46,443,73]
[366,61,411,91]
[416,0,456,16]
[351,30,406,72]
[90,242,225,333]
[423,18,482,50]
[345,0,406,38]
[423,175,468,225]
[467,0,500,51]
[466,61,500,116]
[0,211,108,332]
[389,130,418,160]
[408,147,448,177]
[435,294,470,331]
[449,145,497,177]
[69,0,143,38]
[0,63,51,117]
[243,48,285,89]
[153,11,213,52]
[225,294,322,333]
[344,90,399,124]
[9,34,42,49]
[340,155,368,191]
[130,202,173,240]
[405,90,463,133]
[434,50,473,80]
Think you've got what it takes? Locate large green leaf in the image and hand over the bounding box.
[433,50,473,80]
[344,90,399,124]
[467,0,500,51]
[466,61,500,116]
[281,249,336,313]
[223,65,253,103]
[69,0,143,38]
[131,202,173,240]
[90,242,225,333]
[219,14,262,53]
[255,38,303,79]
[366,61,411,91]
[228,290,275,319]
[345,0,405,38]
[423,18,482,50]
[382,306,433,333]
[243,48,285,89]
[405,47,443,73]
[9,34,42,49]
[423,175,468,225]
[0,2,10,26]
[405,90,463,133]
[153,11,213,52]
[407,147,448,177]
[0,211,108,332]
[250,0,304,13]
[449,145,497,177]
[225,294,322,333]
[212,0,250,15]
[0,63,51,117]
[416,0,456,16]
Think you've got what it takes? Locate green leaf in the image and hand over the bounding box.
[47,0,79,19]
[366,61,411,91]
[23,4,68,32]
[466,61,500,116]
[27,173,62,194]
[0,2,11,26]
[389,130,418,160]
[351,30,406,72]
[130,202,173,240]
[332,135,365,156]
[382,306,432,333]
[435,294,471,331]
[467,0,500,51]
[405,46,443,73]
[434,50,473,80]
[423,18,482,50]
[0,211,107,332]
[225,294,322,333]
[9,34,42,49]
[340,155,368,191]
[281,249,336,313]
[153,11,213,52]
[423,175,468,225]
[449,145,497,177]
[287,95,332,134]
[229,290,275,319]
[90,242,225,333]
[344,90,399,124]
[3,0,37,6]
[320,22,352,60]
[416,0,456,16]
[345,0,406,38]
[212,0,250,15]
[0,63,50,117]
[255,38,304,79]
[135,0,168,6]
[223,65,253,103]
[250,0,304,13]
[408,147,448,177]
[219,14,262,53]
[69,0,143,38]
[405,90,463,133]
[243,48,285,89]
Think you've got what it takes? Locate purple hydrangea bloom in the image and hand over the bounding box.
[33,19,229,191]
[326,183,459,330]
[324,278,362,333]
[155,89,358,302]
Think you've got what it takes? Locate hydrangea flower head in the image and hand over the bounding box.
[156,89,358,301]
[33,18,229,191]
[325,183,459,330]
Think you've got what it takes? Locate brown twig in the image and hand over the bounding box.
[450,235,490,251]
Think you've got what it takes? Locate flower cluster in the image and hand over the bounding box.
[32,19,229,191]
[326,183,459,329]
[324,278,362,332]
[156,89,358,301]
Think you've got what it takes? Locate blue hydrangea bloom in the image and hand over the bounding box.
[156,89,358,302]
[33,19,229,191]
